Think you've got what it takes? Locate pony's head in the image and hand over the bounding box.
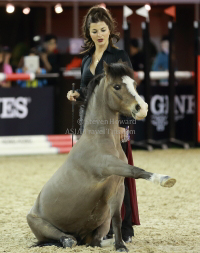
[103,61,148,120]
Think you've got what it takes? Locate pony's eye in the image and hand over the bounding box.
[114,85,121,90]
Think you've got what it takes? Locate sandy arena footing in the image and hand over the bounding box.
[0,149,199,253]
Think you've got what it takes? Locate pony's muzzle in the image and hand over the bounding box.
[134,102,148,120]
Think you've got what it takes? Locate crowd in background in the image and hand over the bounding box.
[0,34,60,88]
[0,34,170,88]
[129,36,171,86]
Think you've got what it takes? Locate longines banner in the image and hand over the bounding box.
[0,87,54,136]
[134,85,195,142]
[0,85,195,141]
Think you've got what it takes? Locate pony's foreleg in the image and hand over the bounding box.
[103,155,176,187]
[27,213,77,248]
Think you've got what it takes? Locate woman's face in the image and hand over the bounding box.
[89,21,110,48]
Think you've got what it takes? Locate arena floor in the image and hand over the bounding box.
[0,149,200,253]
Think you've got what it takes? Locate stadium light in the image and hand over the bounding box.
[145,4,151,11]
[33,36,41,42]
[6,3,15,13]
[55,3,63,14]
[23,7,30,15]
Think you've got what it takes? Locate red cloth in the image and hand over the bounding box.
[121,140,140,225]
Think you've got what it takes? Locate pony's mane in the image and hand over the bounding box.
[105,61,134,81]
[84,73,105,111]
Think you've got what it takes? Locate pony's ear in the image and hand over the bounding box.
[103,61,110,75]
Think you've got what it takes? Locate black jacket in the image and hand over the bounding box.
[77,44,133,128]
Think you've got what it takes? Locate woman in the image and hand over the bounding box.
[0,46,12,88]
[67,5,140,243]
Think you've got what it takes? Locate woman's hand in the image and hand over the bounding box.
[119,127,129,142]
[67,90,80,101]
[119,127,126,141]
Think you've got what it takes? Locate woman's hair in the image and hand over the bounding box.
[81,5,120,53]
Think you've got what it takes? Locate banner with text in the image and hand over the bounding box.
[0,87,54,136]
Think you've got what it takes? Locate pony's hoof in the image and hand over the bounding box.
[60,237,77,248]
[116,244,129,252]
[160,176,176,188]
[116,247,129,252]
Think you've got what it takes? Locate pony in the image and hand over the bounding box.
[27,61,176,252]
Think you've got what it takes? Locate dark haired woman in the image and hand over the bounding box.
[67,5,140,243]
[0,46,12,88]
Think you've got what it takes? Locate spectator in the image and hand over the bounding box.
[3,46,12,66]
[149,40,158,67]
[129,39,157,85]
[130,38,144,71]
[0,46,13,88]
[152,35,169,85]
[16,48,47,88]
[40,34,60,73]
[10,42,29,71]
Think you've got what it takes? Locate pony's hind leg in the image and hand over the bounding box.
[27,213,77,248]
[90,216,111,247]
[81,216,111,247]
[110,184,128,252]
